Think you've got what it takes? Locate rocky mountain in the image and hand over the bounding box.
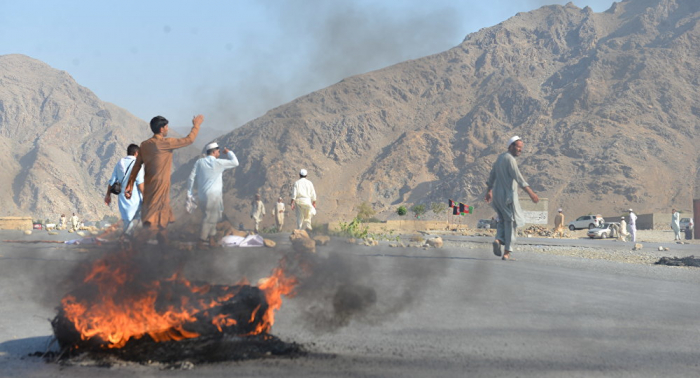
[0,54,198,222]
[171,0,700,224]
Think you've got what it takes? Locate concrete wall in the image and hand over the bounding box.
[522,197,548,226]
[0,217,33,230]
[602,213,659,230]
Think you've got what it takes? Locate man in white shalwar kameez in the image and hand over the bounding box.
[291,169,317,231]
[70,213,80,232]
[250,194,266,233]
[628,209,638,242]
[274,197,285,231]
[671,208,681,240]
[105,144,145,236]
[485,136,539,260]
[187,142,239,246]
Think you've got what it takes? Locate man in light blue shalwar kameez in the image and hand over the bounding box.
[105,144,145,236]
[485,136,539,260]
[187,142,239,246]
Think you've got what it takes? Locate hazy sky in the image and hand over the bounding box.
[0,0,618,131]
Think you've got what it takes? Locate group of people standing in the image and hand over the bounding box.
[104,114,318,247]
[248,168,318,234]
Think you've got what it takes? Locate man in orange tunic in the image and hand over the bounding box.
[124,114,203,244]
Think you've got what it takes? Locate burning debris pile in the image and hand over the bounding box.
[50,247,303,364]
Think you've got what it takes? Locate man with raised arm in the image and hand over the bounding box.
[125,115,203,245]
[187,142,239,247]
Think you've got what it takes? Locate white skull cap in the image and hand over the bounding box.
[558,208,562,212]
[508,136,522,147]
[205,142,219,151]
[300,169,308,176]
[628,209,633,212]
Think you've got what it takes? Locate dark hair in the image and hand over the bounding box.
[150,116,169,134]
[127,144,140,156]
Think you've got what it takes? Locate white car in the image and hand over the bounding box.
[569,215,605,230]
[587,222,619,239]
[679,218,693,231]
[477,219,491,229]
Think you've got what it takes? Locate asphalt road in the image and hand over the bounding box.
[1,230,699,377]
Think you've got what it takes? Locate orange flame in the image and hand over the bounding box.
[60,251,298,349]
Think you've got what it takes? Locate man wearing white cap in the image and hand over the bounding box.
[553,208,565,238]
[187,142,239,247]
[274,197,286,231]
[485,136,539,260]
[628,209,637,242]
[291,169,317,231]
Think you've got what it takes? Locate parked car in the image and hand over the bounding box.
[569,215,605,230]
[587,222,619,239]
[679,218,693,231]
[477,219,491,229]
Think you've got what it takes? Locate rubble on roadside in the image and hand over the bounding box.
[655,255,700,267]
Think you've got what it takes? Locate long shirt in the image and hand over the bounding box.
[127,125,199,228]
[486,152,530,227]
[275,202,285,220]
[671,211,680,231]
[251,200,266,221]
[554,213,564,229]
[109,155,145,223]
[187,151,238,202]
[628,212,637,227]
[292,177,317,206]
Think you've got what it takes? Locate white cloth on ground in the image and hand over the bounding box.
[220,234,264,247]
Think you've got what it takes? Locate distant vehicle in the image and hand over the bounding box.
[32,223,42,230]
[587,222,619,239]
[679,218,693,231]
[477,219,491,229]
[569,215,605,230]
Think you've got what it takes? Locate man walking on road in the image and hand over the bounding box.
[125,115,203,245]
[69,213,80,232]
[671,208,681,241]
[274,197,285,232]
[187,142,239,247]
[105,144,145,236]
[554,208,565,238]
[628,209,638,242]
[485,136,539,260]
[291,169,317,232]
[250,194,266,233]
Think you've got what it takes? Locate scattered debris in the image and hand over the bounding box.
[632,243,643,251]
[290,230,315,253]
[426,236,443,248]
[313,235,330,246]
[655,255,700,268]
[263,239,276,248]
[521,225,554,237]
